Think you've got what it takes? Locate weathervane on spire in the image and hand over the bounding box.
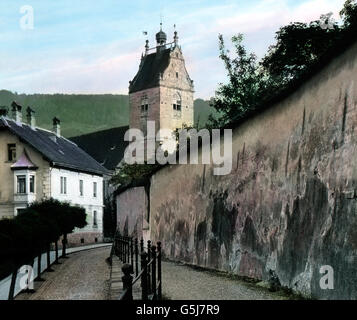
[173,24,178,45]
[160,13,163,30]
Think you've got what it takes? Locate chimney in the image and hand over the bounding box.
[52,117,61,137]
[11,101,22,123]
[26,107,36,129]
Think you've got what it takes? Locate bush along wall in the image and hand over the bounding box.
[0,198,87,299]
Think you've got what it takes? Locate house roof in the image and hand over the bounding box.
[69,126,129,172]
[129,48,171,93]
[0,116,109,176]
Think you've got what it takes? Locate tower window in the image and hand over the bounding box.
[173,92,182,112]
[176,72,178,78]
[141,104,148,112]
[141,96,149,113]
[7,144,16,161]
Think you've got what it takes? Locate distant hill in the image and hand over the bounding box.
[0,90,215,137]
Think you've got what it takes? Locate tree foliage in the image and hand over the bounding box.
[209,34,273,127]
[210,0,357,128]
[261,21,341,87]
[0,199,87,280]
[111,162,161,187]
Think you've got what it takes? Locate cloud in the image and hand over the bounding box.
[0,0,347,99]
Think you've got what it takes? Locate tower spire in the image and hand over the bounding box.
[173,24,178,45]
[145,39,149,55]
[156,19,167,51]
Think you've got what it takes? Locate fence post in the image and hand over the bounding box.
[125,237,128,263]
[126,237,130,264]
[121,264,133,300]
[46,243,54,272]
[122,236,125,262]
[157,241,162,300]
[62,233,68,258]
[151,245,157,300]
[115,235,119,257]
[147,240,151,294]
[54,240,60,264]
[135,238,139,276]
[140,238,144,253]
[119,236,122,261]
[36,250,44,281]
[125,237,128,262]
[141,252,148,300]
[8,269,18,300]
[130,238,134,270]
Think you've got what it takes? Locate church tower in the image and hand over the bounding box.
[129,25,194,138]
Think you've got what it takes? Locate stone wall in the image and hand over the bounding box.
[116,186,150,241]
[117,41,357,299]
[147,41,357,299]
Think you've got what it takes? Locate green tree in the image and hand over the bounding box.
[209,34,273,128]
[341,0,357,29]
[261,20,341,87]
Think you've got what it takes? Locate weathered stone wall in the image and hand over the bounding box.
[147,41,357,299]
[159,47,194,130]
[116,186,150,241]
[129,87,160,136]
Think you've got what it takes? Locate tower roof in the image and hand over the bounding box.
[156,30,167,44]
[156,23,167,45]
[129,48,171,93]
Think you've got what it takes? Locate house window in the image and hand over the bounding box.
[7,144,16,161]
[17,175,26,194]
[29,175,35,193]
[79,179,83,196]
[60,177,67,194]
[17,208,26,215]
[93,182,97,198]
[93,211,98,227]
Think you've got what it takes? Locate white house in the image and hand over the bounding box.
[0,102,109,244]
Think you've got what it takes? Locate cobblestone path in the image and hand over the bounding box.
[161,261,289,300]
[15,246,290,300]
[16,246,111,300]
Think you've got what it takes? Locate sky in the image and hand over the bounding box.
[0,0,346,99]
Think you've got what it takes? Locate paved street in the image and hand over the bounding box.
[15,246,111,300]
[15,246,288,300]
[161,261,288,300]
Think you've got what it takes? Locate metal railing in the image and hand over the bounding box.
[112,234,162,300]
[6,233,68,300]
